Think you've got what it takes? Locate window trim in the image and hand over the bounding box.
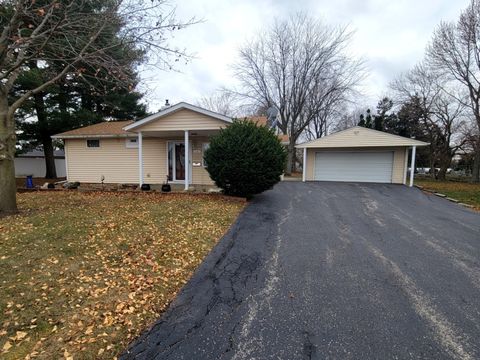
[126,137,139,148]
[86,139,100,148]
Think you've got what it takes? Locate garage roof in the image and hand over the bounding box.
[296,126,429,148]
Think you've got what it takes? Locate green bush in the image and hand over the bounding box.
[204,120,287,198]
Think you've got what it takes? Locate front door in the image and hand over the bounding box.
[168,141,187,182]
[175,143,185,181]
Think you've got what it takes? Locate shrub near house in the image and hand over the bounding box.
[204,120,287,198]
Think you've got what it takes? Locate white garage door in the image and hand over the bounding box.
[314,151,394,183]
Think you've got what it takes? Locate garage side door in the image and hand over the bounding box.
[314,151,394,183]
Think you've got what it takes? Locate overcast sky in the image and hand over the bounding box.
[140,0,470,113]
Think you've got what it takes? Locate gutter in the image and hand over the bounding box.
[51,134,137,140]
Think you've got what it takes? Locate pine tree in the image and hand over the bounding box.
[358,114,366,127]
[13,2,147,178]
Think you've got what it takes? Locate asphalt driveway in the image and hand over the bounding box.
[122,182,480,360]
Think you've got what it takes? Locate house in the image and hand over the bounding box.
[297,126,429,186]
[15,149,66,178]
[248,116,289,145]
[52,102,285,190]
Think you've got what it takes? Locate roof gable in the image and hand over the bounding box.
[123,102,232,131]
[296,126,429,148]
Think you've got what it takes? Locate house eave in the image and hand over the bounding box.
[51,134,136,140]
[296,126,430,148]
[296,142,430,149]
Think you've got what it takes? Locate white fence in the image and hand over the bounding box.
[15,157,66,178]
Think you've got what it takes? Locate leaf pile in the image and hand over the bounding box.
[0,192,244,359]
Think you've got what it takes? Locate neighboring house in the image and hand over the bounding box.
[248,116,289,145]
[15,149,66,178]
[297,126,429,186]
[52,102,285,189]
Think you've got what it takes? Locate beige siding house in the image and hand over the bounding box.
[297,126,429,186]
[52,102,234,189]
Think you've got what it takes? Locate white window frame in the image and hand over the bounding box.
[126,137,139,148]
[86,139,100,148]
[202,142,210,167]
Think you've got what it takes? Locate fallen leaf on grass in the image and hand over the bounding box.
[2,341,12,351]
[64,349,73,360]
[15,330,28,341]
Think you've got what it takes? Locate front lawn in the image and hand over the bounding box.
[415,178,480,209]
[0,191,244,359]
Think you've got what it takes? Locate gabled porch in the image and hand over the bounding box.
[136,129,219,190]
[122,102,232,190]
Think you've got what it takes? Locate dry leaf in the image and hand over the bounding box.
[2,341,12,351]
[85,326,94,335]
[64,349,73,360]
[15,331,28,341]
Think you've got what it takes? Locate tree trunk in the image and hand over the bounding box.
[437,163,448,181]
[0,94,17,213]
[472,147,480,183]
[286,140,295,175]
[437,152,451,181]
[42,136,57,179]
[33,93,57,179]
[473,117,480,182]
[429,157,436,180]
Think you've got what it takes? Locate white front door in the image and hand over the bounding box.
[314,151,394,183]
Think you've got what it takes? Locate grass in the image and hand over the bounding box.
[415,178,480,209]
[0,191,244,359]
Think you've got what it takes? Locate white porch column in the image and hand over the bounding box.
[409,145,416,187]
[184,130,189,190]
[138,132,143,186]
[403,147,408,185]
[302,148,307,182]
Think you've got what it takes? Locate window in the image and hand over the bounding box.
[87,139,100,148]
[126,138,138,148]
[202,143,210,167]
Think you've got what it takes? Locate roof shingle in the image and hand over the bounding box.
[52,121,134,138]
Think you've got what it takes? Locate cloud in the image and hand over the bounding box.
[139,0,471,112]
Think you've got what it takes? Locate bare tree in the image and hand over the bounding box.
[429,92,467,179]
[231,14,364,173]
[391,64,468,179]
[304,77,357,139]
[0,0,197,212]
[196,90,242,117]
[331,107,364,132]
[304,102,337,140]
[426,0,480,182]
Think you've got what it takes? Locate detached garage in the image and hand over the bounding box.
[297,126,428,186]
